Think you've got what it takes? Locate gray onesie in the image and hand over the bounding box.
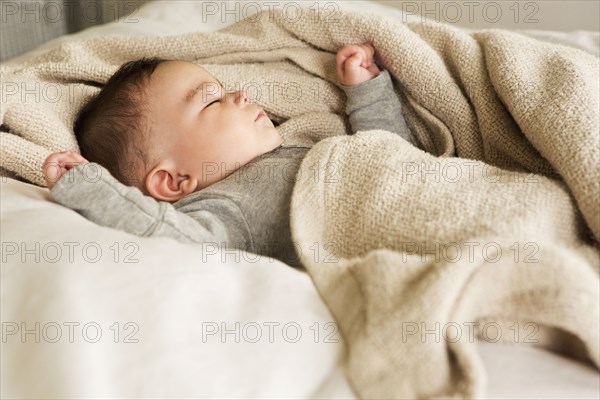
[51,70,419,269]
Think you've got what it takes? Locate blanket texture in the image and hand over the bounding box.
[1,9,599,399]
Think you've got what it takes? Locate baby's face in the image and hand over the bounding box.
[145,61,282,190]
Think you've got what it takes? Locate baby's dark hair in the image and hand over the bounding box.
[74,57,168,189]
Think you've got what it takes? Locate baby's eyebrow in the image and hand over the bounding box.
[185,84,202,102]
[185,80,223,103]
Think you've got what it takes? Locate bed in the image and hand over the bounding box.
[1,1,599,398]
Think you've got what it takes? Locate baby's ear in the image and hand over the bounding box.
[145,164,196,202]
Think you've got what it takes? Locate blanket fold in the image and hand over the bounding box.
[1,8,598,399]
[290,130,599,398]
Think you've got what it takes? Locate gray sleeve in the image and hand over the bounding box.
[340,69,419,148]
[50,163,253,248]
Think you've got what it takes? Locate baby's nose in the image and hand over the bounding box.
[231,90,251,104]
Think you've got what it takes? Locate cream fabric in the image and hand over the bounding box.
[291,130,599,398]
[1,9,598,399]
[0,179,351,399]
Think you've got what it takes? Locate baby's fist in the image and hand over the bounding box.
[336,44,380,86]
[43,151,89,189]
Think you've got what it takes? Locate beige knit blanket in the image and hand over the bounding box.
[1,9,599,399]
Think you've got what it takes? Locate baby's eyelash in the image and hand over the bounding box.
[205,99,219,108]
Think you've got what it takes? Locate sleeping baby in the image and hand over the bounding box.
[43,44,420,268]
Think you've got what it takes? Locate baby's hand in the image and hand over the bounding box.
[336,44,381,86]
[43,151,89,189]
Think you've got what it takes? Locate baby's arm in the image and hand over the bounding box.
[336,44,420,148]
[44,153,252,248]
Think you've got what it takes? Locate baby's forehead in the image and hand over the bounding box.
[143,60,221,121]
[158,60,214,79]
[150,60,221,94]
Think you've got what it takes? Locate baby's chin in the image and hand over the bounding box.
[262,127,283,152]
[272,125,284,144]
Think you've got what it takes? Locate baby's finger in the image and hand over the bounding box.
[43,163,65,187]
[336,45,359,65]
[336,52,353,77]
[361,45,375,64]
[361,44,375,58]
[62,161,79,171]
[68,152,88,165]
[344,54,364,77]
[366,62,381,76]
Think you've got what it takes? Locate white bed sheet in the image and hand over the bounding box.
[1,178,354,399]
[2,1,599,398]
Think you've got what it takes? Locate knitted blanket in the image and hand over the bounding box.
[1,9,599,399]
[291,130,600,398]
